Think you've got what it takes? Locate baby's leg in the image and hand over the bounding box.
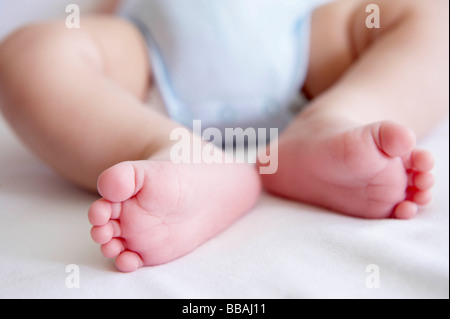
[0,17,261,271]
[0,17,167,191]
[259,0,448,219]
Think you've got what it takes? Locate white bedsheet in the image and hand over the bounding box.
[0,1,449,299]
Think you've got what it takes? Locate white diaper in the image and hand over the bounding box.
[119,0,327,139]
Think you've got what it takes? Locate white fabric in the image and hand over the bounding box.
[119,0,320,134]
[0,0,448,299]
[1,114,448,299]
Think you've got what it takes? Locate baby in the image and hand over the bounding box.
[0,0,448,272]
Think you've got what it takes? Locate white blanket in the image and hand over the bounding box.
[0,0,448,299]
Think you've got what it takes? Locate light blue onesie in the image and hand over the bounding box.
[119,0,327,141]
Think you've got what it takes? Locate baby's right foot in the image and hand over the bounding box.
[259,116,435,219]
[88,160,261,272]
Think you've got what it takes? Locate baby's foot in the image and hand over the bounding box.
[259,119,435,219]
[88,161,260,272]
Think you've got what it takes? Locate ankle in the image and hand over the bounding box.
[284,103,362,138]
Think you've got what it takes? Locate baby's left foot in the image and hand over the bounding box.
[260,118,435,219]
[88,160,260,272]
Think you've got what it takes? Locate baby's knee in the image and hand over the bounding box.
[1,23,57,67]
[0,23,63,86]
[0,21,102,104]
[0,24,55,106]
[1,20,102,73]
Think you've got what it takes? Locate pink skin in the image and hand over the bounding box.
[89,161,261,272]
[259,120,435,220]
[85,0,442,271]
[0,1,445,273]
[88,119,435,272]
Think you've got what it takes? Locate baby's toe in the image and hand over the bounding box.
[91,220,121,245]
[101,238,125,259]
[393,201,418,219]
[97,162,139,203]
[413,172,435,191]
[411,190,433,206]
[88,199,113,226]
[411,149,435,172]
[375,121,416,158]
[115,251,143,273]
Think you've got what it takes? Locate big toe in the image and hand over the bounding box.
[374,121,416,158]
[97,162,138,203]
